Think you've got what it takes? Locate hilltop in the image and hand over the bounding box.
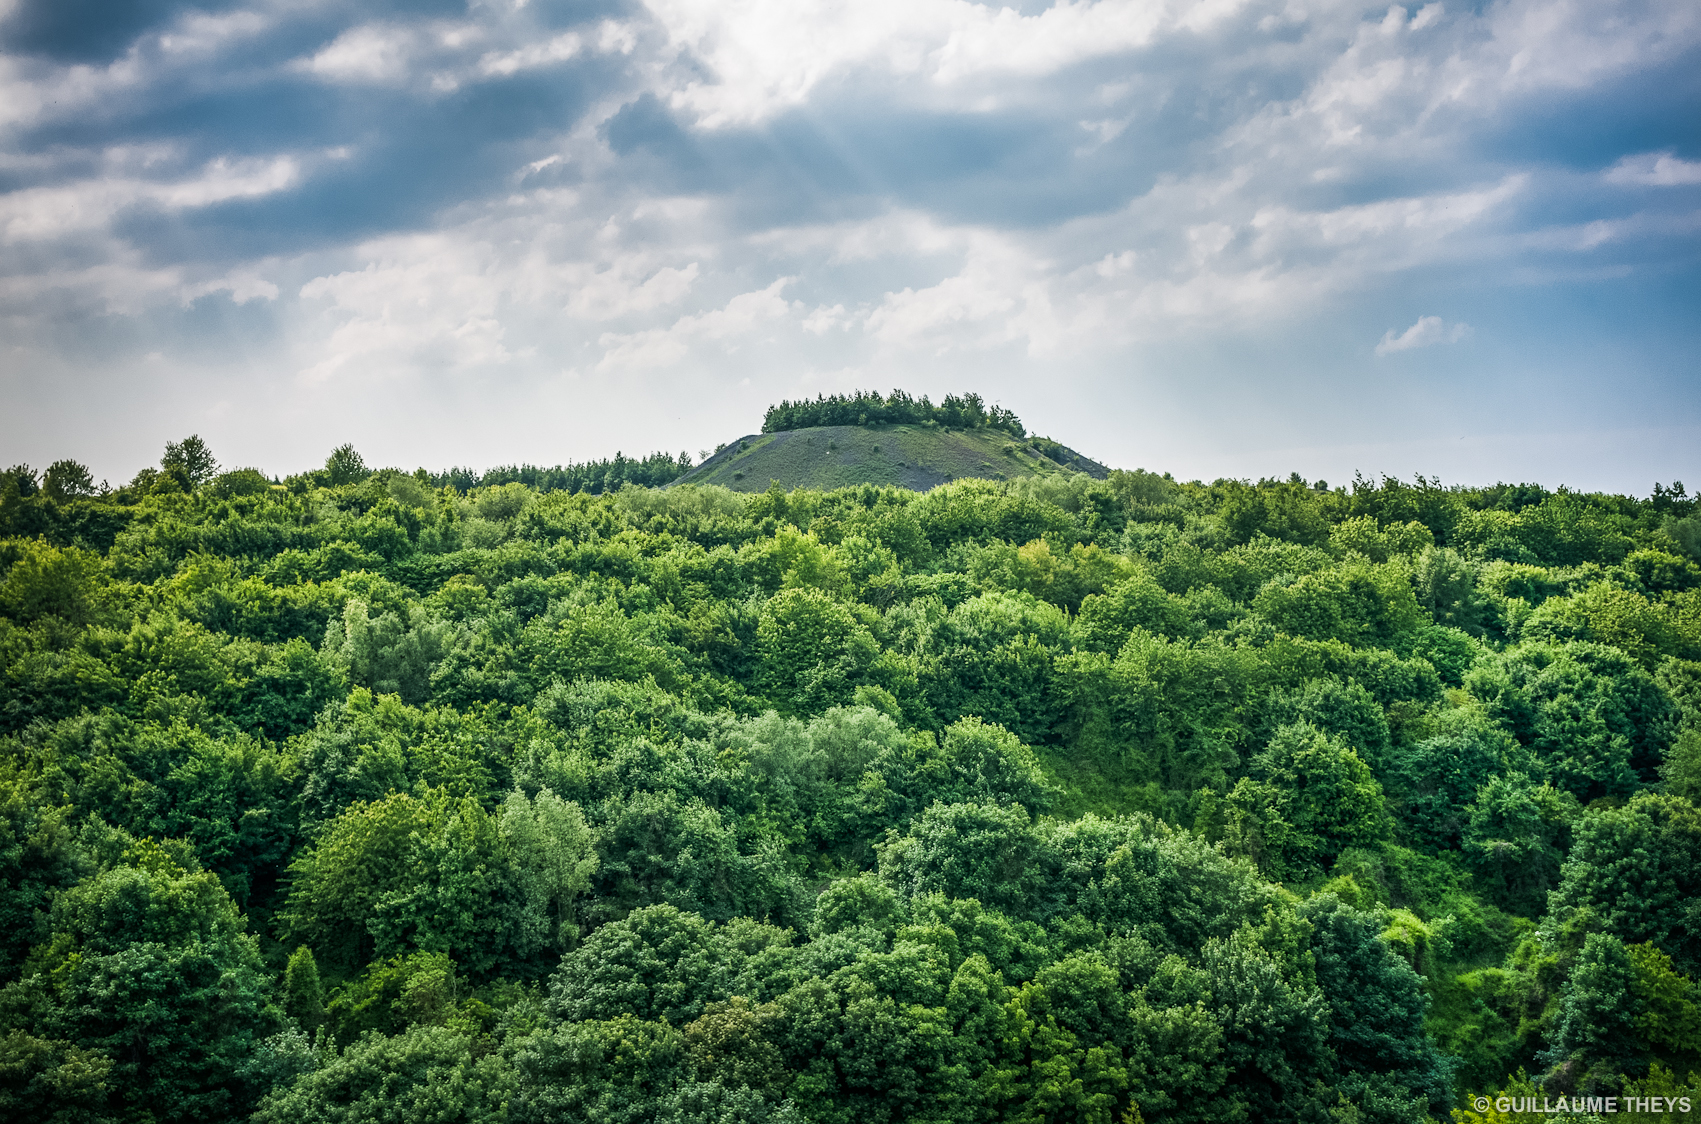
[672,424,1111,492]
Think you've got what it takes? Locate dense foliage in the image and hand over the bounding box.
[427,451,696,496]
[762,391,1026,438]
[4,436,1701,1124]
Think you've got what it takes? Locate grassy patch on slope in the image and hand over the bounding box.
[675,425,1080,492]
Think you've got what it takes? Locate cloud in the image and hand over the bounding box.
[296,233,522,383]
[1605,151,1701,187]
[1375,315,1471,355]
[0,155,300,243]
[0,0,1698,492]
[643,0,1257,128]
[564,261,701,320]
[298,24,423,84]
[479,33,584,78]
[596,277,797,370]
[181,268,280,306]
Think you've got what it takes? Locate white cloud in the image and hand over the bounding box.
[863,234,1049,350]
[1375,314,1470,355]
[1605,151,1701,187]
[0,257,188,316]
[643,0,1255,127]
[0,156,300,243]
[299,24,421,84]
[1248,176,1526,265]
[1491,0,1701,93]
[802,304,849,334]
[291,17,642,93]
[182,269,280,305]
[564,261,700,320]
[1095,251,1136,278]
[157,9,271,55]
[297,234,519,382]
[479,33,583,77]
[0,51,147,132]
[596,278,796,370]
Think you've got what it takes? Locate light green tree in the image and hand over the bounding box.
[500,787,598,953]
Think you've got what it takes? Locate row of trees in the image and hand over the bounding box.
[1,432,1699,1123]
[4,440,696,516]
[762,390,1027,437]
[427,452,696,495]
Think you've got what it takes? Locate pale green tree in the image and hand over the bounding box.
[500,787,598,953]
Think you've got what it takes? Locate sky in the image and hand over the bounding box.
[1,0,1698,493]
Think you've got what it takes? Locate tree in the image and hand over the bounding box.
[922,591,1071,745]
[324,443,369,486]
[320,599,455,705]
[754,587,878,715]
[16,424,1701,1119]
[0,777,84,977]
[1412,546,1484,634]
[1546,793,1701,976]
[42,459,98,503]
[1465,641,1677,800]
[254,1025,512,1124]
[1224,723,1389,881]
[685,996,788,1089]
[1201,923,1335,1123]
[1,464,39,497]
[1001,952,1134,1124]
[1075,572,1198,650]
[877,801,1039,917]
[322,950,491,1042]
[1258,677,1392,770]
[282,946,326,1032]
[1381,717,1513,851]
[0,540,109,625]
[1462,773,1579,916]
[161,435,219,487]
[1252,559,1422,648]
[1627,942,1701,1070]
[546,904,787,1027]
[0,846,277,1124]
[589,790,804,927]
[500,787,598,953]
[1541,932,1644,1086]
[1299,894,1451,1114]
[0,1029,115,1124]
[508,1015,695,1124]
[279,788,523,976]
[239,636,350,739]
[1217,479,1331,547]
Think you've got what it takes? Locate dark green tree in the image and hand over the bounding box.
[1541,932,1644,1088]
[42,460,98,503]
[1546,793,1701,975]
[1462,772,1579,915]
[0,845,277,1124]
[323,443,369,486]
[1225,724,1389,881]
[161,435,219,487]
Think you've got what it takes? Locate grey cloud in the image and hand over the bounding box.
[1,0,1697,493]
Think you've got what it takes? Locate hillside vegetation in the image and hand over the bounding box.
[675,425,1106,492]
[762,389,1027,437]
[2,432,1701,1124]
[680,390,1109,493]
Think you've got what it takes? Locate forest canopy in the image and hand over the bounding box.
[3,430,1701,1124]
[762,390,1026,437]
